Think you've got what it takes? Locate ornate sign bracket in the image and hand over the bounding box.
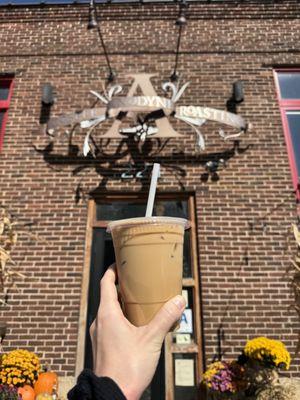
[46,74,248,156]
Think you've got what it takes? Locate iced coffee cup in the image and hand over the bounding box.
[107,216,188,327]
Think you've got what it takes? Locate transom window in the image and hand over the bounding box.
[274,70,300,199]
[0,77,14,151]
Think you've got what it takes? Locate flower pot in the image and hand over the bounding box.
[206,390,245,400]
[245,360,279,394]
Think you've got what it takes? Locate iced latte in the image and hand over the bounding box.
[108,217,187,326]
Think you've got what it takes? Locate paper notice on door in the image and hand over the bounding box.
[175,359,194,386]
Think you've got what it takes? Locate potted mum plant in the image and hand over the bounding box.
[201,360,246,399]
[238,337,291,396]
[0,349,40,400]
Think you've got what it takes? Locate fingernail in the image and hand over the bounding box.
[173,295,186,309]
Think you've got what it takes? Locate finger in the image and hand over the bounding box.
[100,265,123,314]
[100,265,118,303]
[147,295,186,343]
[89,321,96,368]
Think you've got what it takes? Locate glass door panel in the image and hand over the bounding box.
[84,228,115,369]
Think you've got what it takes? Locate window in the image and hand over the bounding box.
[0,77,14,151]
[76,194,203,400]
[274,70,300,199]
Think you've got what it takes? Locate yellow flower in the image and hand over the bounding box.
[0,349,41,385]
[202,361,227,384]
[244,337,291,369]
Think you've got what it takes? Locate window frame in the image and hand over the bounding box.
[0,77,14,151]
[274,69,300,199]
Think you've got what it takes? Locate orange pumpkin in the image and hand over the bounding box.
[34,371,58,396]
[17,385,35,400]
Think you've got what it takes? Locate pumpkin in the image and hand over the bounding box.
[17,385,35,400]
[35,394,53,400]
[34,371,58,396]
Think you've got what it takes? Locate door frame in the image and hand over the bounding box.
[75,193,203,399]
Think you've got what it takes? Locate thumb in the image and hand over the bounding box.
[147,295,186,344]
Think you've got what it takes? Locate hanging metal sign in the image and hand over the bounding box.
[46,74,248,155]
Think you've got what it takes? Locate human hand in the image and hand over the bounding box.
[89,265,186,400]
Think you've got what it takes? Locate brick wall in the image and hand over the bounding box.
[0,0,299,378]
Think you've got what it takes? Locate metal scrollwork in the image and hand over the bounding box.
[46,73,248,157]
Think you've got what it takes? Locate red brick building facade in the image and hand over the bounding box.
[0,0,300,398]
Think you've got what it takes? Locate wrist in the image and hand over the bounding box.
[94,369,141,400]
[119,384,141,400]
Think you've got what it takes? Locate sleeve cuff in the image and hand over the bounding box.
[68,369,127,400]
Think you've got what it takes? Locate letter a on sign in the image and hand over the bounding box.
[104,74,181,138]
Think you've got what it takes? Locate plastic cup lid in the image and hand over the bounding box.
[107,216,189,233]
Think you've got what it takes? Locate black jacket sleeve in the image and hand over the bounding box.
[68,369,127,400]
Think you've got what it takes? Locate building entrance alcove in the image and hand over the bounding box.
[76,193,203,400]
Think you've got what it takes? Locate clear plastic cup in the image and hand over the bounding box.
[107,217,188,326]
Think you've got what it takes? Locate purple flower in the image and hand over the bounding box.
[0,384,21,400]
[202,360,246,394]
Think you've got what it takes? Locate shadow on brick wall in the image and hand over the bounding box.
[33,137,250,201]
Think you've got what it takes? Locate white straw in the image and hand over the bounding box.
[145,163,160,217]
